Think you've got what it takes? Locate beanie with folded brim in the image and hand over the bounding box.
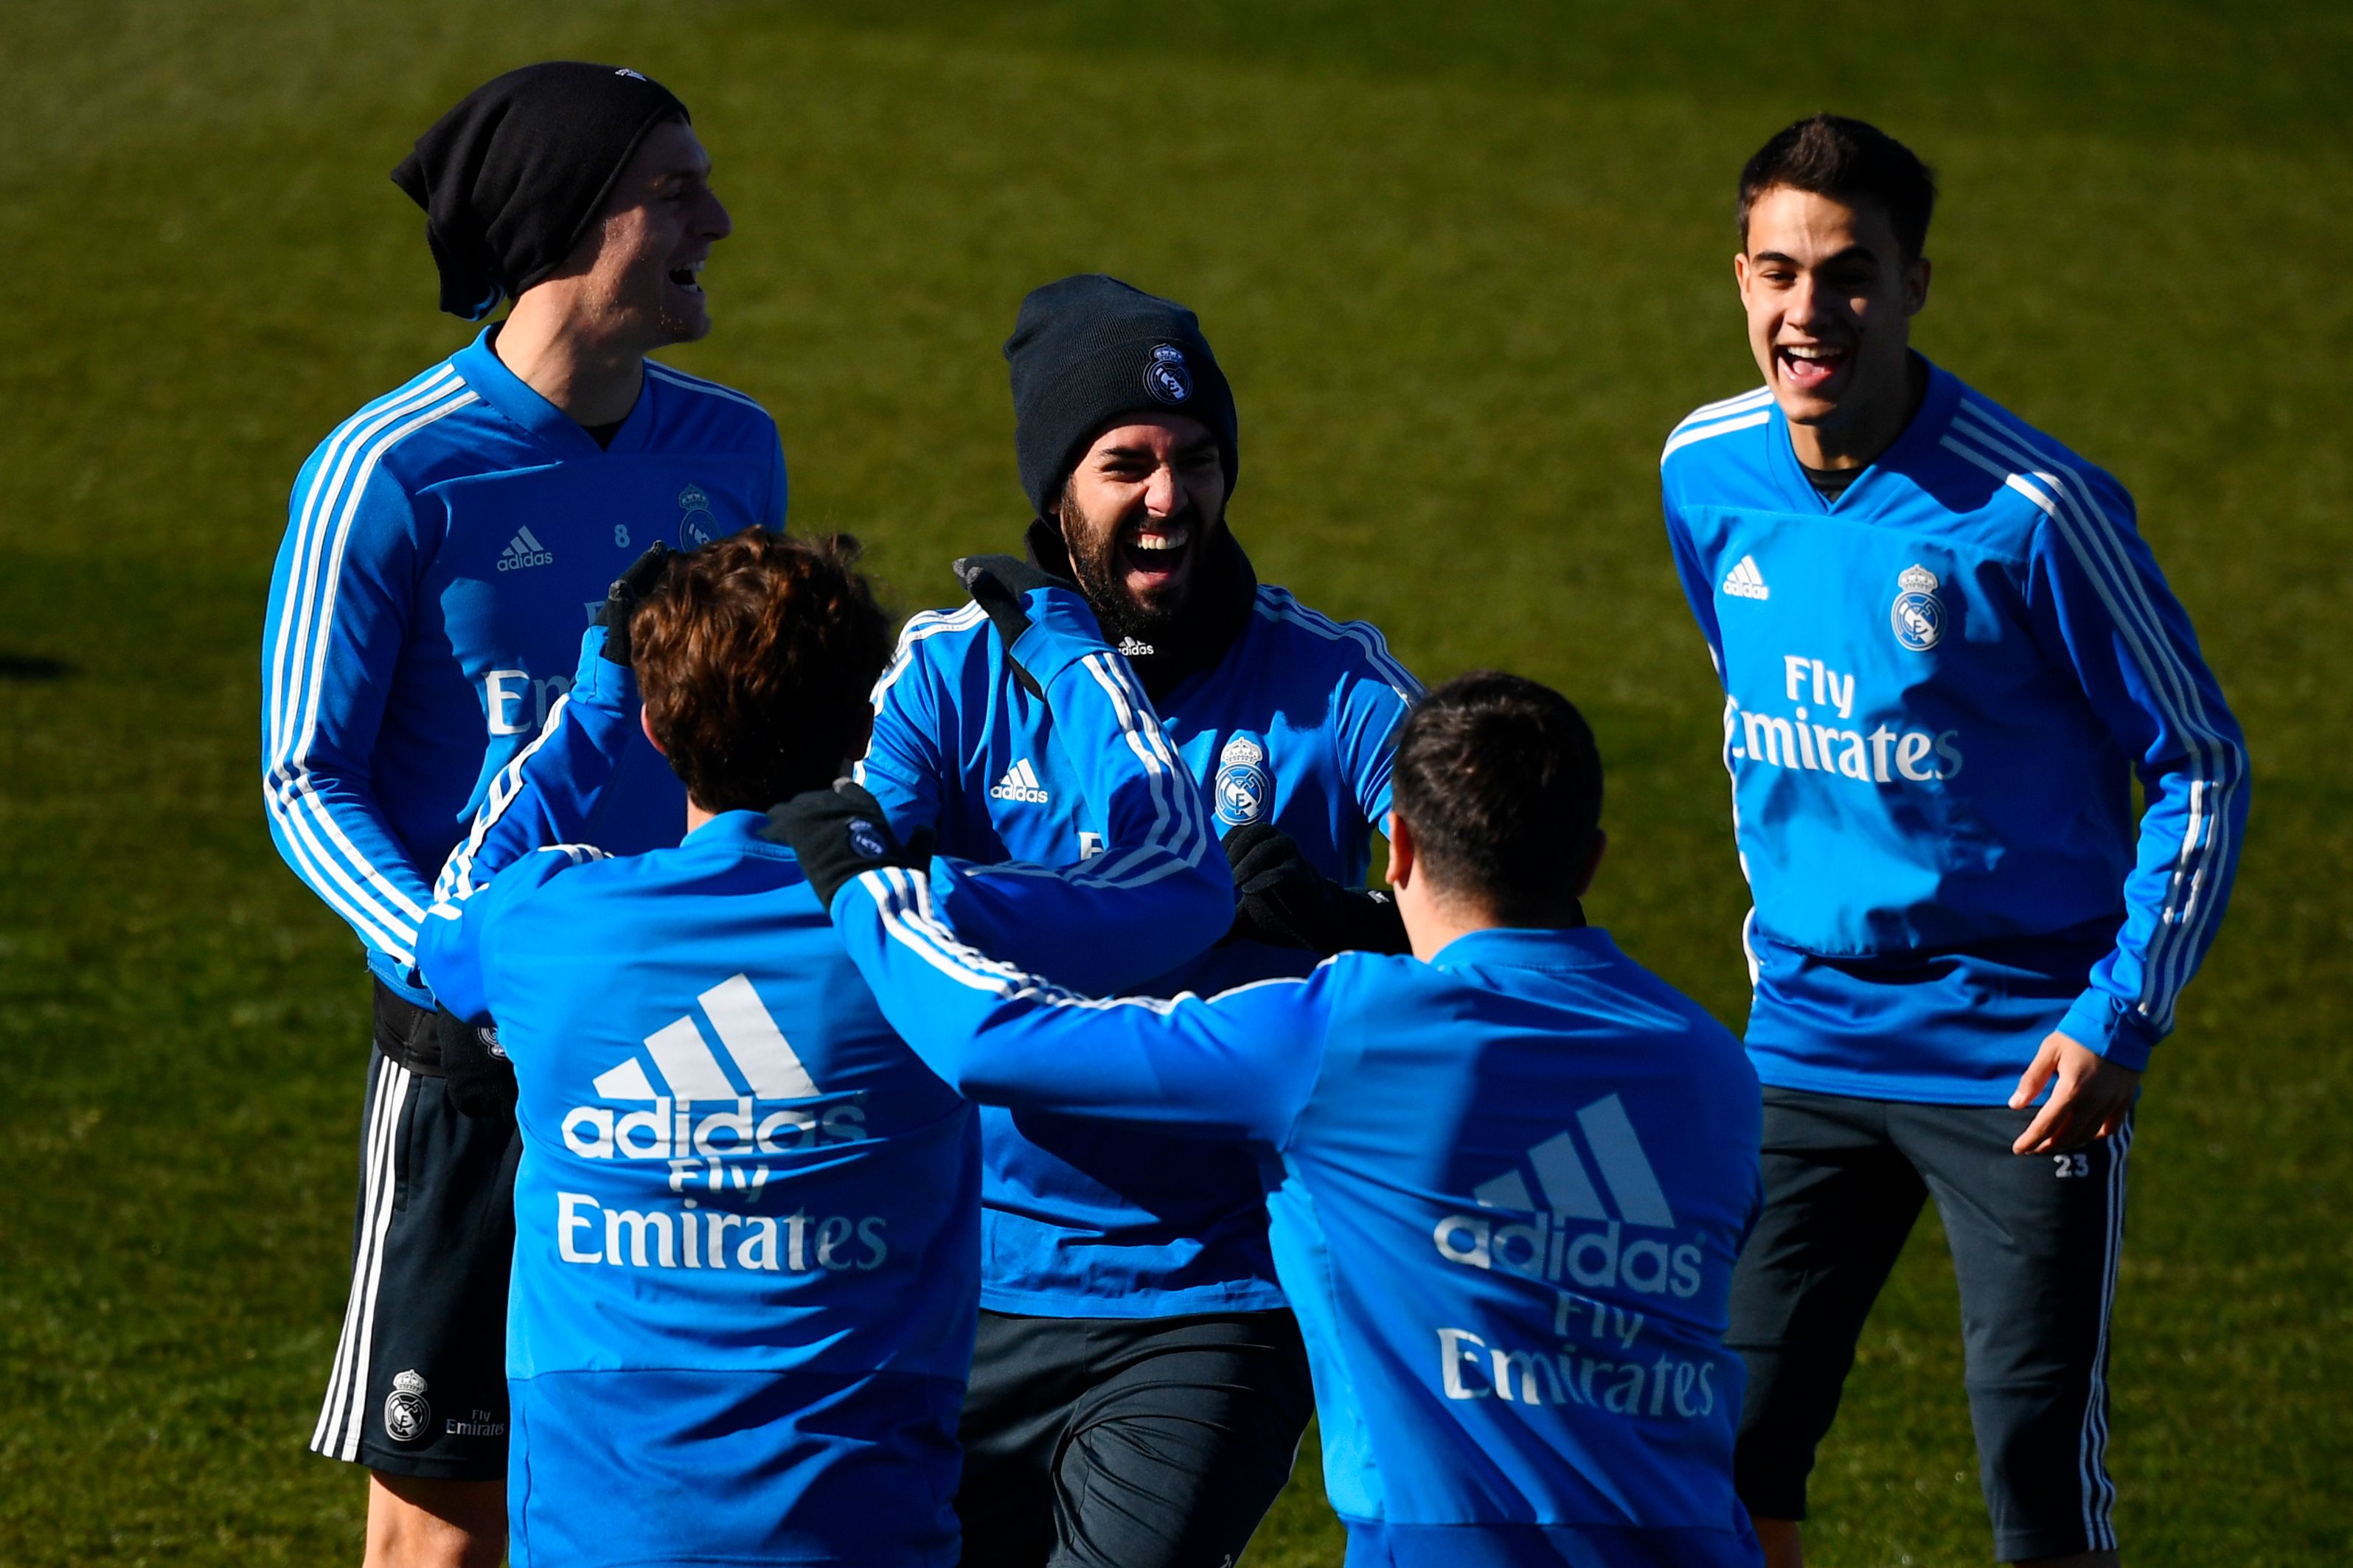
[1004,274,1240,523]
[392,61,690,321]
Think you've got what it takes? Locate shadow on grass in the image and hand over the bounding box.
[0,653,75,681]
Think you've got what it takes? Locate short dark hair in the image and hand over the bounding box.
[631,530,894,813]
[1389,672,1602,922]
[1738,114,1937,263]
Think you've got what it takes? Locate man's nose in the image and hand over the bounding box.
[702,190,734,241]
[1143,462,1181,515]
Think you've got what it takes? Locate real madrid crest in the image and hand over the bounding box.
[1215,734,1271,828]
[1889,562,1944,652]
[384,1369,433,1443]
[1142,344,1192,405]
[676,482,718,549]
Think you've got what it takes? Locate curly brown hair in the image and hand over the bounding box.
[630,530,894,814]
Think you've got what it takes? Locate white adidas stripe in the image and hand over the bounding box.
[265,379,480,963]
[644,360,771,417]
[1253,588,1422,703]
[1938,411,2243,1027]
[1661,408,1771,464]
[2076,1117,2133,1550]
[268,366,462,759]
[1670,385,1773,433]
[313,1054,412,1460]
[1948,403,2242,1026]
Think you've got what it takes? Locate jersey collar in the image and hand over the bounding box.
[1430,924,1624,975]
[1765,353,1960,515]
[451,324,654,457]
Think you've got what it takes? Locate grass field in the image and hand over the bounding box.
[3,2,2348,1561]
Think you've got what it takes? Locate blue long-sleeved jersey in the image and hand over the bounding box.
[827,870,1765,1568]
[415,593,1230,1567]
[856,580,1419,1316]
[1660,363,2248,1099]
[261,327,785,1006]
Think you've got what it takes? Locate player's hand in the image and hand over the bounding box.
[953,554,1066,699]
[593,543,675,666]
[763,781,931,913]
[1222,822,1410,955]
[2009,1031,2139,1154]
[435,1008,517,1120]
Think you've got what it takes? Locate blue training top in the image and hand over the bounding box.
[261,326,786,1006]
[417,590,1231,1567]
[1660,360,2248,1101]
[857,575,1420,1317]
[827,868,1765,1568]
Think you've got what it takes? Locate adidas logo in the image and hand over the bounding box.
[1475,1093,1675,1228]
[988,757,1051,805]
[1434,1092,1701,1299]
[1116,636,1154,657]
[1720,554,1768,600]
[497,526,555,573]
[562,974,862,1163]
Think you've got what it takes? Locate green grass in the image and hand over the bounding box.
[2,2,2347,1561]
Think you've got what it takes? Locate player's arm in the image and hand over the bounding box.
[852,609,956,847]
[788,562,1234,989]
[2012,471,2250,1147]
[417,844,607,1028]
[260,455,437,986]
[432,547,671,904]
[1658,481,1728,677]
[834,864,1333,1142]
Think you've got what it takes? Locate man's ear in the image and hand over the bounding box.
[1574,829,1608,899]
[1385,810,1417,891]
[639,707,666,756]
[1905,254,1932,316]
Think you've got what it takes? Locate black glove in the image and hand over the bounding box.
[762,781,931,912]
[952,554,1065,699]
[434,1007,517,1119]
[592,543,675,666]
[1222,821,1411,956]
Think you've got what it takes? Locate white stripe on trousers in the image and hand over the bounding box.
[311,1052,413,1460]
[2077,1115,2133,1550]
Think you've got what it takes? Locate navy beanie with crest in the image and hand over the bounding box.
[1004,275,1240,523]
[392,62,690,321]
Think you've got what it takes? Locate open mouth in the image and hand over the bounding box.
[668,259,706,296]
[1776,341,1849,391]
[1119,520,1192,584]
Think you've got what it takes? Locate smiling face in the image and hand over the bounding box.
[566,118,732,353]
[1735,184,1930,466]
[1057,415,1226,642]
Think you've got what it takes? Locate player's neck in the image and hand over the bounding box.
[493,296,649,429]
[684,800,717,835]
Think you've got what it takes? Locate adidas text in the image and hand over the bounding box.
[498,526,555,572]
[1721,554,1769,599]
[989,758,1051,804]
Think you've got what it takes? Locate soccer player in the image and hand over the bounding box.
[1658,115,2248,1567]
[414,532,1232,1566]
[776,672,1767,1568]
[259,63,779,1567]
[856,273,1422,1567]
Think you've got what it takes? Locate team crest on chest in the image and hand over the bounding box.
[676,483,718,549]
[1889,563,1944,652]
[1215,734,1272,828]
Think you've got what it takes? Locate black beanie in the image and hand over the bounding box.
[1004,275,1240,523]
[392,62,691,320]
